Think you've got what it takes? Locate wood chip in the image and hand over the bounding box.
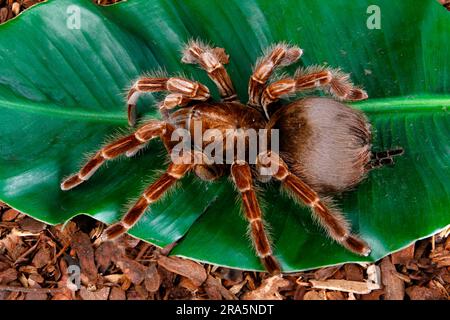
[51,260,74,300]
[293,286,307,300]
[22,0,41,9]
[428,280,449,299]
[0,7,8,24]
[179,277,199,292]
[218,268,243,286]
[134,284,148,299]
[347,292,356,300]
[18,217,46,233]
[103,274,124,284]
[229,278,248,295]
[29,273,44,284]
[11,2,19,16]
[326,291,346,300]
[405,285,444,300]
[1,193,449,300]
[126,288,146,300]
[444,236,450,251]
[18,273,28,287]
[114,257,146,285]
[70,231,98,284]
[344,264,364,281]
[391,243,415,265]
[414,240,429,259]
[430,250,450,267]
[367,264,382,286]
[380,256,405,300]
[79,286,110,300]
[144,263,161,292]
[95,241,118,273]
[314,266,340,280]
[204,275,222,300]
[157,255,206,287]
[18,265,38,274]
[118,234,140,249]
[242,275,289,300]
[109,286,126,300]
[394,272,411,283]
[32,244,51,269]
[303,290,326,300]
[2,209,19,222]
[0,268,17,284]
[25,291,48,300]
[310,279,379,294]
[360,289,384,300]
[218,285,236,300]
[121,276,132,291]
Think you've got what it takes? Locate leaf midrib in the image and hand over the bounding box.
[0,95,448,124]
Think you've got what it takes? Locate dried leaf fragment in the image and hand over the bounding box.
[109,287,126,300]
[79,286,110,300]
[157,255,206,287]
[314,266,340,280]
[242,275,289,300]
[114,258,146,285]
[0,268,17,284]
[303,290,327,300]
[1,209,19,222]
[70,231,98,284]
[405,285,444,300]
[380,257,405,300]
[144,263,161,293]
[391,243,415,265]
[204,275,222,300]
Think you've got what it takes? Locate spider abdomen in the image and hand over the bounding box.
[269,97,372,194]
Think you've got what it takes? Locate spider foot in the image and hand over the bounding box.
[61,174,84,190]
[261,255,282,275]
[343,235,371,257]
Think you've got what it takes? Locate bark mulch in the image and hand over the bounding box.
[1,202,449,300]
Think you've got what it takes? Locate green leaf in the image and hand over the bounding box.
[0,0,449,271]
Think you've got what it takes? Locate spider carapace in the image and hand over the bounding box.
[61,40,403,274]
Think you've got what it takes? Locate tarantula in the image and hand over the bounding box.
[61,40,403,274]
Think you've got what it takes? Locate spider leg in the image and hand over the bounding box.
[366,148,404,170]
[257,151,371,256]
[127,76,210,126]
[101,154,195,241]
[248,43,303,108]
[61,120,172,190]
[261,66,368,118]
[231,161,281,274]
[182,40,237,102]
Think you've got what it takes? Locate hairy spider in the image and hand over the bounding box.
[61,40,403,274]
